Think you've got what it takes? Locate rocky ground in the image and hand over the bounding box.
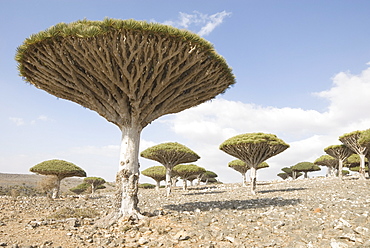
[0,177,369,248]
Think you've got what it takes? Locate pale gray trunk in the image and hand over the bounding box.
[165,167,172,196]
[292,171,297,180]
[338,160,344,180]
[182,179,188,190]
[242,173,247,187]
[155,180,160,191]
[359,154,366,180]
[250,166,257,195]
[91,184,96,195]
[52,178,61,199]
[116,125,142,218]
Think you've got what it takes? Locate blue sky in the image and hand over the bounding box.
[1,1,370,184]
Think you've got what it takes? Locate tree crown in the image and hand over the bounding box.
[140,142,200,166]
[173,164,206,179]
[16,18,231,76]
[220,133,289,147]
[84,177,106,186]
[291,162,321,172]
[30,159,86,179]
[358,128,370,147]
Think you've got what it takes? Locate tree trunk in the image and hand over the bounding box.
[292,171,297,180]
[338,159,344,180]
[304,171,308,178]
[359,154,366,180]
[155,180,160,191]
[108,125,143,225]
[52,178,61,199]
[182,179,187,190]
[91,184,96,195]
[242,173,247,187]
[250,166,257,195]
[165,167,172,196]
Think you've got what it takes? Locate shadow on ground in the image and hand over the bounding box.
[258,187,307,194]
[164,197,301,212]
[183,191,226,196]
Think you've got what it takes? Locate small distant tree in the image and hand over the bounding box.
[30,159,86,198]
[280,167,302,180]
[291,162,320,179]
[340,130,368,180]
[84,177,106,195]
[228,160,269,186]
[140,142,200,196]
[70,183,90,194]
[173,164,206,190]
[324,144,354,180]
[314,155,338,177]
[220,133,289,194]
[200,170,218,184]
[277,172,289,180]
[141,166,166,191]
[228,159,249,187]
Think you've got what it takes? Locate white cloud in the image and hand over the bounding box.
[163,64,370,182]
[9,115,53,126]
[9,117,25,126]
[163,11,231,36]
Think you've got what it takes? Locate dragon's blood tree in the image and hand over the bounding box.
[30,159,86,198]
[141,142,200,196]
[324,145,353,179]
[220,133,288,194]
[16,19,235,223]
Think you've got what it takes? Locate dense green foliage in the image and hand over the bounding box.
[138,183,156,189]
[358,128,370,148]
[173,164,206,179]
[140,142,199,160]
[30,159,86,179]
[70,183,90,194]
[291,162,321,172]
[141,166,166,181]
[84,177,106,187]
[220,133,289,148]
[314,155,338,167]
[339,130,364,140]
[16,18,234,83]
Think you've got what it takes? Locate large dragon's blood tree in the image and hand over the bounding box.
[339,130,368,180]
[324,145,353,179]
[228,159,269,187]
[140,142,200,196]
[30,159,86,198]
[16,18,235,223]
[220,133,289,195]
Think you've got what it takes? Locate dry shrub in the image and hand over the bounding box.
[50,207,99,219]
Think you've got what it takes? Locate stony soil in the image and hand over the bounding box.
[0,177,369,248]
